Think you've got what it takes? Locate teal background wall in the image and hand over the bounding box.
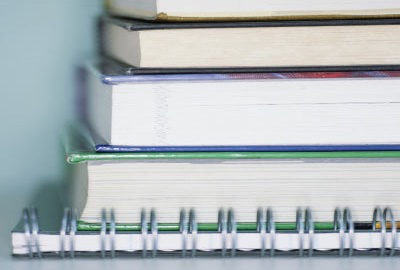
[0,1,101,198]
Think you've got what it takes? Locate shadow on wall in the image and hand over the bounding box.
[0,1,101,197]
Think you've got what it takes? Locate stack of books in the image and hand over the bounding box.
[12,0,400,257]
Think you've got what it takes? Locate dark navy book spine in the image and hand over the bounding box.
[95,144,400,153]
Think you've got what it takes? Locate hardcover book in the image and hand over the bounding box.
[65,126,400,225]
[85,60,400,148]
[101,17,400,68]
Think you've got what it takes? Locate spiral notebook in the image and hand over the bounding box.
[10,183,400,258]
[11,170,400,258]
[12,206,400,258]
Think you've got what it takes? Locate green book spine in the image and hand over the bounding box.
[68,151,400,164]
[77,221,350,232]
[65,123,400,163]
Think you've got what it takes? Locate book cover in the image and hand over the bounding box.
[105,0,400,22]
[95,144,400,153]
[65,122,400,163]
[95,57,400,82]
[105,16,400,31]
[67,150,400,164]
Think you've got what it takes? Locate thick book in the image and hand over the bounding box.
[65,126,400,225]
[85,60,400,147]
[105,0,400,22]
[101,16,400,68]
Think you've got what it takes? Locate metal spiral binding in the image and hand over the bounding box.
[60,208,70,258]
[217,209,227,257]
[100,209,107,258]
[19,206,400,259]
[296,208,304,256]
[255,207,276,257]
[59,208,77,258]
[373,207,385,256]
[150,209,158,258]
[179,209,187,257]
[140,209,147,258]
[343,208,354,256]
[267,208,276,257]
[256,208,266,256]
[23,208,32,258]
[295,208,315,257]
[305,208,314,257]
[383,207,397,256]
[372,206,398,257]
[189,209,197,257]
[333,207,345,257]
[23,207,41,258]
[70,209,77,258]
[227,208,237,257]
[110,209,116,258]
[99,209,116,258]
[30,207,41,258]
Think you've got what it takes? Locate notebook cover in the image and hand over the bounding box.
[68,151,400,164]
[95,57,400,81]
[65,123,400,163]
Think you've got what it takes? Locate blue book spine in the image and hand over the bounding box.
[95,144,400,153]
